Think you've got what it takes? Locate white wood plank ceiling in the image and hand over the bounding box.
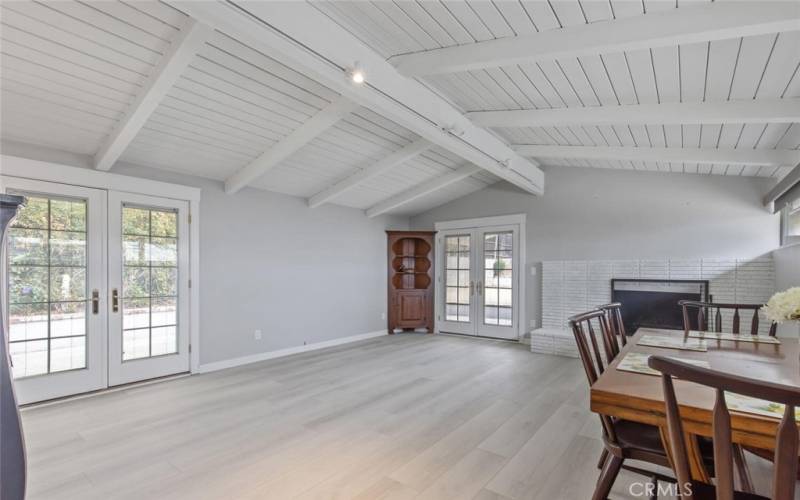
[1,1,798,217]
[312,0,800,179]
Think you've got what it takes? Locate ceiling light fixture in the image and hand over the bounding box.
[348,62,365,84]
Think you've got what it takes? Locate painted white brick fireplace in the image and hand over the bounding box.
[532,257,776,357]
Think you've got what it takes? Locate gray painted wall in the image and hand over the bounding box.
[410,167,781,332]
[113,164,408,365]
[773,243,800,337]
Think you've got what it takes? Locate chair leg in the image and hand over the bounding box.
[597,448,609,469]
[593,455,623,500]
[732,444,754,493]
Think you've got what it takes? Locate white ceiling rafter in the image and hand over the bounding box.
[389,2,800,77]
[168,1,544,196]
[513,145,800,166]
[224,96,358,194]
[365,164,482,218]
[307,137,431,208]
[467,98,800,128]
[94,18,214,171]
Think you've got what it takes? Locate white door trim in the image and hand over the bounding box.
[0,155,202,374]
[434,214,527,340]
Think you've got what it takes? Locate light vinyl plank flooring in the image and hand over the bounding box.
[20,333,777,499]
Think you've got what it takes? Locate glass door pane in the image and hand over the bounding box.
[3,178,106,404]
[121,206,178,361]
[8,195,88,376]
[482,232,513,327]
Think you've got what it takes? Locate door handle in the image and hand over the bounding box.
[477,281,483,295]
[469,281,474,296]
[91,289,99,315]
[112,288,119,313]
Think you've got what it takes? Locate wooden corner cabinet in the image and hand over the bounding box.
[387,231,435,334]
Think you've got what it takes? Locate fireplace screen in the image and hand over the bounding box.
[611,279,709,335]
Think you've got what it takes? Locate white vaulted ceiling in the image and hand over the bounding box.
[312,0,800,178]
[1,1,798,216]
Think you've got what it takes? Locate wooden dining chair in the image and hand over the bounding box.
[597,302,628,359]
[648,356,798,500]
[678,301,777,337]
[569,310,691,500]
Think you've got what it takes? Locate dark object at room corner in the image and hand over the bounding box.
[1,194,27,500]
[387,231,435,334]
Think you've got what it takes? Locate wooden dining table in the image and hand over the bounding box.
[590,327,799,482]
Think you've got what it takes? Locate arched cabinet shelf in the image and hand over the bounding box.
[387,231,435,333]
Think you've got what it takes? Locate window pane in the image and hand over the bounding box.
[498,307,512,326]
[457,270,469,287]
[445,236,459,252]
[50,267,86,302]
[123,267,150,298]
[446,252,458,268]
[446,270,458,287]
[484,306,499,325]
[50,337,86,372]
[457,305,469,322]
[445,304,458,321]
[446,287,458,303]
[499,288,512,307]
[458,251,470,269]
[9,303,48,342]
[122,207,149,236]
[10,340,48,378]
[150,237,177,266]
[50,302,86,338]
[151,267,177,296]
[123,329,150,361]
[151,211,177,237]
[485,288,499,306]
[152,297,176,327]
[457,287,470,305]
[123,236,149,266]
[50,231,86,266]
[123,298,150,330]
[151,326,177,356]
[9,266,48,304]
[789,208,800,236]
[50,199,86,232]
[12,196,48,229]
[8,228,48,265]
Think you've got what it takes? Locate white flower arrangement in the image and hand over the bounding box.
[762,287,800,324]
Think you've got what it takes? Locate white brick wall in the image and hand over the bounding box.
[541,257,776,336]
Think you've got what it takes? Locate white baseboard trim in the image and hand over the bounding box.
[196,330,388,374]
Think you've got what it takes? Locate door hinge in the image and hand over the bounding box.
[188,343,192,353]
[188,213,192,224]
[188,279,192,288]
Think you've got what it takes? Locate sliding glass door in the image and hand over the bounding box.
[437,224,520,340]
[3,178,107,404]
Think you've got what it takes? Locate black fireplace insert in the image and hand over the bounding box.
[611,279,709,335]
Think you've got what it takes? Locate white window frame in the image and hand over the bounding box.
[781,197,800,247]
[0,154,202,373]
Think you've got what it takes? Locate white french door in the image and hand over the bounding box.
[437,223,521,340]
[3,178,107,404]
[3,178,191,403]
[108,192,190,386]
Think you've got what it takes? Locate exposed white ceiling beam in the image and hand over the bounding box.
[94,18,213,171]
[308,138,431,208]
[224,96,357,194]
[366,165,482,218]
[391,2,800,77]
[169,1,544,195]
[468,98,800,128]
[513,145,800,166]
